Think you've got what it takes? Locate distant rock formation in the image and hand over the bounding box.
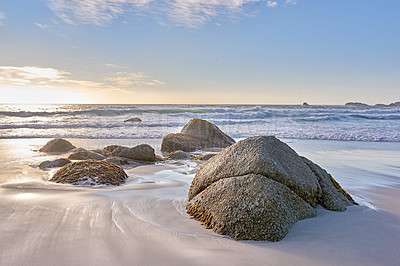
[374,101,400,107]
[302,102,309,106]
[345,102,370,107]
[161,118,235,152]
[124,117,142,122]
[187,136,356,241]
[39,139,76,153]
[39,158,71,169]
[50,160,128,186]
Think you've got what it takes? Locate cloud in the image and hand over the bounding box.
[47,0,263,28]
[0,66,164,93]
[0,12,6,27]
[266,1,277,8]
[285,0,296,5]
[35,22,51,29]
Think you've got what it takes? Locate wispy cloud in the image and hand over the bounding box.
[35,22,51,29]
[47,0,270,28]
[0,12,6,27]
[0,66,165,93]
[266,1,278,8]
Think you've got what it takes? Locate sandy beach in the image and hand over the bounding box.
[1,138,399,266]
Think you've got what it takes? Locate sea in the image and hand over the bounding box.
[1,104,399,142]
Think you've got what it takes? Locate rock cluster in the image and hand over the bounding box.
[187,136,356,241]
[161,118,235,152]
[50,160,128,186]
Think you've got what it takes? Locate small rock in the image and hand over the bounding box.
[201,153,218,161]
[104,157,129,166]
[112,144,156,162]
[124,117,142,122]
[168,150,190,160]
[38,158,71,169]
[50,160,128,186]
[68,151,106,161]
[104,145,123,153]
[39,139,76,153]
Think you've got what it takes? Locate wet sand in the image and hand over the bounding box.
[1,138,400,265]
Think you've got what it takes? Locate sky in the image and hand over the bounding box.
[0,0,399,104]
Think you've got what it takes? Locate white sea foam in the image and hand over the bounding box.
[0,104,399,141]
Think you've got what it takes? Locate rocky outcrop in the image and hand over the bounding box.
[302,102,309,106]
[112,144,156,162]
[38,158,71,169]
[68,151,106,161]
[161,119,235,152]
[39,139,76,153]
[168,150,190,160]
[187,136,356,241]
[345,102,370,107]
[50,160,128,186]
[124,117,142,122]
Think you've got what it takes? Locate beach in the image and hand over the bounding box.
[1,138,400,266]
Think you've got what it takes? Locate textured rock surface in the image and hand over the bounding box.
[112,144,156,161]
[187,136,356,241]
[189,136,322,206]
[68,151,106,161]
[201,153,218,161]
[161,119,235,152]
[50,160,128,186]
[168,150,190,160]
[104,157,129,166]
[187,174,317,241]
[39,139,76,153]
[38,158,71,169]
[181,118,235,147]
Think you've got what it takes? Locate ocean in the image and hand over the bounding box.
[1,104,400,142]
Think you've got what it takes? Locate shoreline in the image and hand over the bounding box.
[1,138,400,265]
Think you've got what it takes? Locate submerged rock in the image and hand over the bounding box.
[112,144,156,162]
[161,118,235,152]
[168,150,190,160]
[50,160,128,186]
[39,139,76,153]
[38,158,71,170]
[68,151,106,161]
[124,117,142,122]
[187,136,356,241]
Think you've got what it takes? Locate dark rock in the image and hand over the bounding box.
[389,101,400,107]
[302,102,309,106]
[345,102,370,107]
[124,117,142,122]
[187,136,356,241]
[104,157,129,166]
[50,160,128,186]
[68,151,106,161]
[104,145,123,153]
[39,139,76,153]
[201,153,218,161]
[161,119,235,152]
[112,144,156,162]
[168,150,190,160]
[91,149,112,157]
[38,158,71,169]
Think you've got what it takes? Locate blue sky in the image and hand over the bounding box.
[0,0,399,104]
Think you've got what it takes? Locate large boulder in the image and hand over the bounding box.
[38,158,71,169]
[161,119,235,152]
[112,144,156,162]
[39,139,76,153]
[188,174,317,241]
[68,151,106,161]
[187,136,356,241]
[50,160,128,186]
